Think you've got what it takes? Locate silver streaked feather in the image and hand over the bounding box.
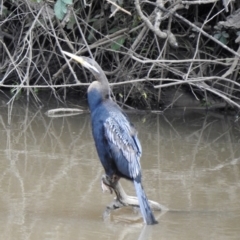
[104,111,142,179]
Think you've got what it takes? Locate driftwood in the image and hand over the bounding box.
[101,175,162,218]
[46,108,87,117]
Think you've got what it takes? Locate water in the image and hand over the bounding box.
[0,101,239,240]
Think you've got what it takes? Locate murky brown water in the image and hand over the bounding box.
[0,101,240,240]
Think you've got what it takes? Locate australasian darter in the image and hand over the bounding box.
[62,51,159,225]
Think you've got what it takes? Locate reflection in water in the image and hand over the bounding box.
[0,102,239,240]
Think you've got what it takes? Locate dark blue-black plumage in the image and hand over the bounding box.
[62,52,157,225]
[87,59,157,225]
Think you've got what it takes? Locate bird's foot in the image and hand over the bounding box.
[101,176,113,194]
[101,174,162,212]
[101,174,119,194]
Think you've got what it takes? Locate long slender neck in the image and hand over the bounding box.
[90,62,110,91]
[87,63,111,112]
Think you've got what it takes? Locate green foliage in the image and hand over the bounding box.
[54,0,73,20]
[111,36,126,51]
[214,31,229,45]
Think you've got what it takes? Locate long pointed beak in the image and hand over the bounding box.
[62,51,99,73]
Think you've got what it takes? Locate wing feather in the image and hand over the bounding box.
[104,111,142,179]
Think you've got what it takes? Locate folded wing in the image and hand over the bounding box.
[104,111,142,179]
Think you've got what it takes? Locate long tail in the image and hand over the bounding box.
[134,179,158,225]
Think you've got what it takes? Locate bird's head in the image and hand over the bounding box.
[62,50,110,107]
[62,51,100,74]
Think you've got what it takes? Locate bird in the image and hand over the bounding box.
[62,51,157,225]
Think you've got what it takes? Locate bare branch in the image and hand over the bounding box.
[106,0,132,17]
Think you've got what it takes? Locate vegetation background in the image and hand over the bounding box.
[0,0,240,111]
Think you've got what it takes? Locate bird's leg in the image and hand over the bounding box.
[101,174,161,212]
[101,174,119,194]
[102,175,125,215]
[101,175,113,194]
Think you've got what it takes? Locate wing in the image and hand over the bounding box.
[104,111,142,179]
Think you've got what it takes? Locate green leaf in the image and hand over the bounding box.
[54,0,72,20]
[54,0,65,20]
[222,31,229,38]
[63,0,72,3]
[213,33,221,40]
[219,36,227,45]
[111,37,126,51]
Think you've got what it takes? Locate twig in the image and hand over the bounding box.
[184,2,217,80]
[83,0,91,7]
[182,0,219,4]
[52,27,129,80]
[46,7,81,84]
[144,1,240,58]
[72,9,94,59]
[106,0,132,17]
[131,55,233,65]
[135,0,167,39]
[183,1,217,102]
[154,77,240,108]
[1,76,240,89]
[56,17,75,52]
[154,76,240,89]
[0,83,89,88]
[222,45,240,78]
